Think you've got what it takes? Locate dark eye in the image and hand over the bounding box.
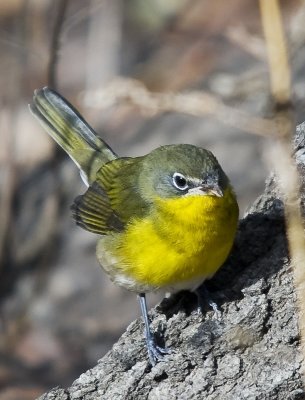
[172,172,188,191]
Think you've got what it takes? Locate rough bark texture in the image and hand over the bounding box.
[37,124,305,400]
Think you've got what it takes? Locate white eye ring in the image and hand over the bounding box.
[172,172,188,191]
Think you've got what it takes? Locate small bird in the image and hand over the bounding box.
[30,87,239,365]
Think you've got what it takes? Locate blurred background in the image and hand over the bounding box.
[0,0,305,398]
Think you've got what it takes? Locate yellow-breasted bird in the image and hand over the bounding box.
[30,87,239,365]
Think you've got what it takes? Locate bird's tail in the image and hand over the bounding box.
[30,87,117,185]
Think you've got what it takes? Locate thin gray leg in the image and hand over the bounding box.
[138,293,170,366]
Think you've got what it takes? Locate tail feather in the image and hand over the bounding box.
[30,87,117,184]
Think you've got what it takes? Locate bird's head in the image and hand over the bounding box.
[138,144,229,203]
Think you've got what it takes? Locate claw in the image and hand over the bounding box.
[195,285,221,319]
[147,337,171,365]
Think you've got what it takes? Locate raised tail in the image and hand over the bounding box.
[30,87,117,185]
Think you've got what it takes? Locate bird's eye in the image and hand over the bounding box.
[172,172,188,191]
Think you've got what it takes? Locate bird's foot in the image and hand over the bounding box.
[146,336,171,366]
[195,286,221,319]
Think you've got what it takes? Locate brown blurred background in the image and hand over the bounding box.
[0,0,305,398]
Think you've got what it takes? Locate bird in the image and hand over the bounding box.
[30,87,239,366]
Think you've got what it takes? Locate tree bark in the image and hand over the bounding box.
[37,124,305,400]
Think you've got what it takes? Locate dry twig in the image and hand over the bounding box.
[82,78,277,138]
[48,0,69,89]
[259,0,305,379]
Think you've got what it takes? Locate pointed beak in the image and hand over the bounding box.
[185,180,224,198]
[199,184,223,197]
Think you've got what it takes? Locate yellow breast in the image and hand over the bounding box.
[97,187,238,292]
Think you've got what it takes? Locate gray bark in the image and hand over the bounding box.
[37,124,305,400]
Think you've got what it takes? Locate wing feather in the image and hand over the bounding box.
[71,157,148,234]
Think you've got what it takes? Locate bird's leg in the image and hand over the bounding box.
[138,293,170,366]
[195,285,221,318]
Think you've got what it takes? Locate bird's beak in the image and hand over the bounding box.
[206,186,223,197]
[186,184,224,197]
[199,184,223,197]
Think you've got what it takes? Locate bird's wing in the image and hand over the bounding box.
[71,157,148,234]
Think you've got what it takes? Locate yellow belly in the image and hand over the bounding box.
[97,187,238,292]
